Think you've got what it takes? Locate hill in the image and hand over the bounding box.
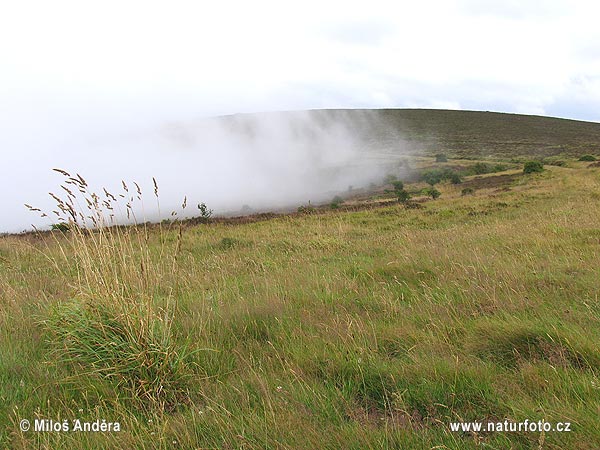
[224,108,600,159]
[1,111,600,448]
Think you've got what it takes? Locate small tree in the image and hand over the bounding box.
[392,181,410,203]
[197,203,213,223]
[523,161,544,174]
[435,153,448,162]
[424,187,441,199]
[397,190,411,203]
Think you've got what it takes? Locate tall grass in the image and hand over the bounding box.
[4,161,600,448]
[29,170,198,411]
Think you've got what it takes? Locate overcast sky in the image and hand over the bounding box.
[1,0,600,232]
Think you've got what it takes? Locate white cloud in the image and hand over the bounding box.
[1,0,600,231]
[2,0,599,119]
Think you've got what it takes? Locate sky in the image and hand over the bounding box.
[1,0,600,232]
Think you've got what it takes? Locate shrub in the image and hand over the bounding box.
[435,153,448,162]
[397,189,411,203]
[472,162,490,175]
[420,168,462,186]
[391,181,404,191]
[197,203,213,223]
[51,222,70,232]
[450,173,462,184]
[579,154,597,161]
[465,162,506,176]
[330,195,344,209]
[461,187,475,196]
[392,181,410,203]
[424,187,441,199]
[298,204,316,214]
[421,170,443,186]
[523,161,544,174]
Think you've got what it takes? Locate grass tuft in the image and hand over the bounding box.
[30,171,205,412]
[45,298,196,410]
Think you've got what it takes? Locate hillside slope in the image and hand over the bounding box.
[223,109,600,159]
[3,159,600,448]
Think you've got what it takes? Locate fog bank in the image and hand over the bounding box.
[4,110,402,232]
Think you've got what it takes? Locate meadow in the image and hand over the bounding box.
[1,110,600,449]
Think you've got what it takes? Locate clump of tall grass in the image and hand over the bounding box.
[28,169,199,411]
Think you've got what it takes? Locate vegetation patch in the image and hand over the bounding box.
[391,361,503,423]
[308,352,398,409]
[298,204,316,214]
[46,298,197,410]
[469,321,600,371]
[459,173,521,190]
[5,146,600,447]
[216,236,248,250]
[371,264,437,288]
[523,161,544,174]
[330,195,344,209]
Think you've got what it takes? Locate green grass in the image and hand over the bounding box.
[2,144,600,447]
[239,108,600,160]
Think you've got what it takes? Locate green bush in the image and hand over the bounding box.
[397,190,411,203]
[391,181,410,203]
[579,155,597,161]
[298,204,316,214]
[424,187,441,199]
[472,163,489,175]
[421,170,443,186]
[330,195,344,209]
[461,187,475,196]
[435,153,448,162]
[450,173,462,184]
[391,181,404,191]
[466,163,506,176]
[523,161,544,174]
[420,168,463,186]
[197,203,213,223]
[51,222,70,232]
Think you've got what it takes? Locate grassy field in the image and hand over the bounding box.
[2,111,600,449]
[225,109,600,160]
